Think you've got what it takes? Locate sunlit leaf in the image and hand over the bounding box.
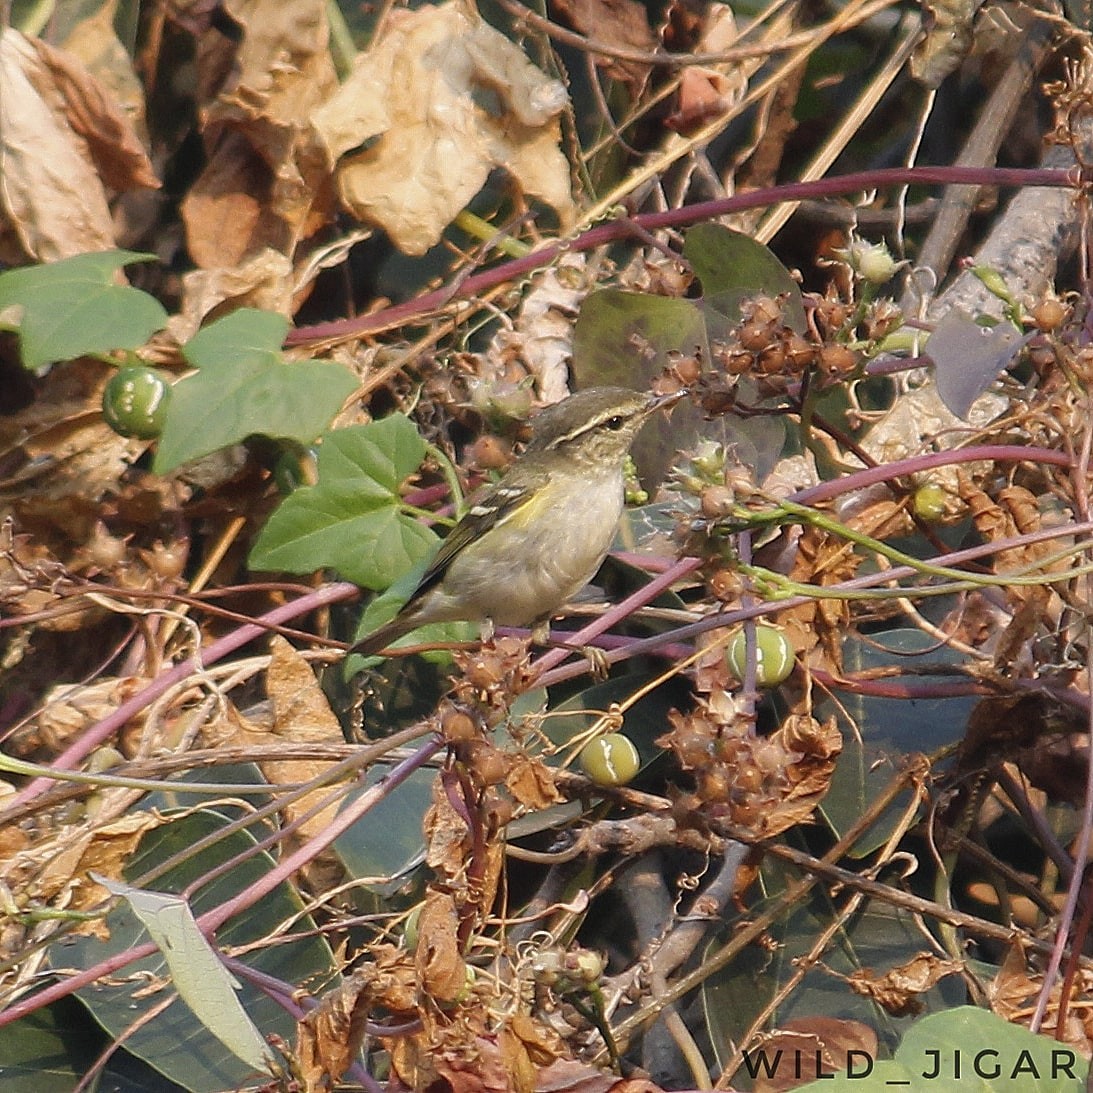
[154,309,358,472]
[928,309,1027,420]
[95,876,273,1075]
[249,414,438,589]
[0,250,166,369]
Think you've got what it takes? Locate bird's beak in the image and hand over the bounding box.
[646,388,689,414]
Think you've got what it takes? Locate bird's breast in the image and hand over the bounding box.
[441,470,624,626]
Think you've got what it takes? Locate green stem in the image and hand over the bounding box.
[426,441,467,518]
[0,752,284,796]
[453,210,531,259]
[400,502,456,528]
[326,0,357,78]
[731,498,1093,591]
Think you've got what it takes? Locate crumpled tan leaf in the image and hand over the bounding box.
[167,248,295,344]
[847,952,963,1017]
[182,0,337,269]
[484,254,590,403]
[0,811,162,942]
[54,0,148,127]
[295,972,373,1091]
[665,3,745,134]
[203,636,345,844]
[415,890,467,1003]
[311,0,574,255]
[505,752,562,810]
[750,1017,878,1093]
[0,28,157,262]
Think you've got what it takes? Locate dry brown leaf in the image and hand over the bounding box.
[750,1017,878,1093]
[505,752,562,810]
[664,4,744,133]
[311,0,573,256]
[28,678,138,755]
[498,1014,563,1093]
[986,943,1093,1060]
[484,255,589,403]
[26,33,158,194]
[0,363,141,543]
[424,771,474,886]
[780,524,856,672]
[167,248,296,343]
[55,0,148,128]
[0,29,118,261]
[183,0,337,268]
[363,942,419,1015]
[759,713,841,837]
[847,952,962,1017]
[550,0,656,93]
[1,811,161,938]
[529,1058,630,1093]
[203,637,345,843]
[393,1029,514,1093]
[415,890,467,1003]
[295,973,373,1091]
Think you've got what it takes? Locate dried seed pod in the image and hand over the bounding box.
[818,344,858,379]
[1031,298,1067,332]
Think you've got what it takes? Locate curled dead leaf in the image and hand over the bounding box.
[296,972,374,1090]
[505,752,563,810]
[748,1017,878,1093]
[0,29,153,262]
[311,1,574,255]
[415,891,467,1003]
[847,952,962,1017]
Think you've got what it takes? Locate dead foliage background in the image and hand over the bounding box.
[3,0,1093,1090]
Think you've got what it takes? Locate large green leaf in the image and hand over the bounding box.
[791,1006,1087,1091]
[249,414,439,588]
[703,861,960,1073]
[0,998,106,1092]
[572,290,708,484]
[682,223,806,331]
[154,309,358,472]
[332,764,436,896]
[64,810,337,1093]
[819,629,976,855]
[0,250,167,369]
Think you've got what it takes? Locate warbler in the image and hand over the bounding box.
[352,385,685,656]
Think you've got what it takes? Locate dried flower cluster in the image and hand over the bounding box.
[659,701,841,838]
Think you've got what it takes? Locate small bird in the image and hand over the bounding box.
[352,385,684,657]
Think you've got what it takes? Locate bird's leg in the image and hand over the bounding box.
[534,618,610,679]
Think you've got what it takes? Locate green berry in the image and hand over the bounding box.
[912,483,947,523]
[580,733,640,786]
[272,446,317,493]
[727,625,794,687]
[403,905,421,951]
[102,366,171,439]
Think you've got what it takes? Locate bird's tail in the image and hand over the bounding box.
[348,612,421,658]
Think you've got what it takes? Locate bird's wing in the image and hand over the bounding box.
[408,470,550,603]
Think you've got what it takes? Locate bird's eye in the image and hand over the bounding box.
[604,415,626,430]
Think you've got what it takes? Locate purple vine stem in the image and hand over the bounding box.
[0,581,360,816]
[790,445,1074,505]
[285,164,1082,347]
[537,515,1093,688]
[0,735,442,1030]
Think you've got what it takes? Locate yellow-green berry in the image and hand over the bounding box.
[580,733,640,786]
[912,483,947,522]
[727,625,795,687]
